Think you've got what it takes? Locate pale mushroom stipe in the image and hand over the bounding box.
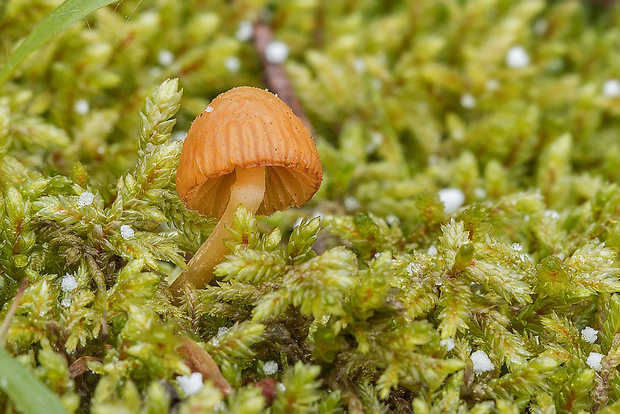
[171,86,322,296]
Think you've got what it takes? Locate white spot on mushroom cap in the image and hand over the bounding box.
[205,106,214,113]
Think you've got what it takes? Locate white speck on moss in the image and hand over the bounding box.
[486,79,499,91]
[440,338,455,352]
[386,214,399,226]
[224,56,241,73]
[205,106,214,113]
[407,262,421,276]
[263,361,278,375]
[177,372,203,396]
[344,196,360,211]
[511,243,523,252]
[236,20,253,41]
[587,352,604,371]
[533,19,548,36]
[265,41,289,64]
[474,187,487,199]
[603,79,620,98]
[460,94,476,109]
[427,245,438,256]
[506,46,530,69]
[74,99,90,115]
[120,225,135,240]
[77,191,95,207]
[581,327,599,343]
[61,298,71,308]
[212,326,229,345]
[172,131,186,142]
[61,273,78,291]
[544,210,560,220]
[158,50,174,67]
[438,188,465,214]
[353,58,366,73]
[471,350,494,374]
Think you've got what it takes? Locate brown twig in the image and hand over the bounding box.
[252,20,313,134]
[0,277,28,346]
[176,334,231,395]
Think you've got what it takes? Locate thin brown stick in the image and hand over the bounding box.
[252,20,313,134]
[0,277,28,347]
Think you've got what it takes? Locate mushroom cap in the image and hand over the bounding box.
[176,86,322,218]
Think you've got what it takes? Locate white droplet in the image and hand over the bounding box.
[471,350,495,374]
[236,20,253,41]
[506,46,530,69]
[263,361,278,375]
[74,99,90,115]
[586,352,604,371]
[120,224,135,240]
[603,78,620,98]
[224,56,241,73]
[177,372,203,396]
[440,338,455,352]
[77,191,95,207]
[265,41,289,64]
[581,327,599,344]
[460,94,476,109]
[438,188,465,214]
[61,273,78,292]
[205,106,214,113]
[158,49,175,67]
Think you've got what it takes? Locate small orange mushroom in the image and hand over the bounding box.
[171,86,322,296]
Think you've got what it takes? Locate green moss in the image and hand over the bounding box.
[4,0,620,412]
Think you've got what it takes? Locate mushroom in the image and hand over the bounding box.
[171,86,322,296]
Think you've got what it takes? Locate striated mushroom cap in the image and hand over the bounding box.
[176,86,322,218]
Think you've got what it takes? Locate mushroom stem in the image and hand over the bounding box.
[171,167,266,297]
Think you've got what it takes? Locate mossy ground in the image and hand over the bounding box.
[2,0,620,412]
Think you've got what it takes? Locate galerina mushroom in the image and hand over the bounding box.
[171,86,322,296]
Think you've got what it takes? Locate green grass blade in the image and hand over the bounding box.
[0,347,68,414]
[0,0,119,85]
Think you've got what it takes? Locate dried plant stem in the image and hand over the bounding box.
[252,20,313,133]
[0,278,28,347]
